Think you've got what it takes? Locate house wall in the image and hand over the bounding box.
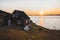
[0,17,4,25]
[25,19,30,26]
[0,15,6,23]
[0,18,4,22]
[12,14,26,27]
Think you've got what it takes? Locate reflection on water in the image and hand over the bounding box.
[29,16,60,30]
[39,16,44,26]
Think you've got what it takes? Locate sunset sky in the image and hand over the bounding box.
[0,0,60,16]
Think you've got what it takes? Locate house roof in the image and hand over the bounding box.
[12,10,30,19]
[0,10,11,18]
[0,10,10,15]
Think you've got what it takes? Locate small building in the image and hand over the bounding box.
[12,10,30,27]
[0,10,30,31]
[11,10,31,31]
[0,10,11,26]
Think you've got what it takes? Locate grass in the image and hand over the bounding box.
[0,22,60,40]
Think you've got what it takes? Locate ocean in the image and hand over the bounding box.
[29,16,60,30]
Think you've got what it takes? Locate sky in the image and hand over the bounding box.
[0,0,60,15]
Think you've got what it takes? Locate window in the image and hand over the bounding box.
[8,19,11,26]
[17,20,21,24]
[13,14,15,17]
[26,20,28,23]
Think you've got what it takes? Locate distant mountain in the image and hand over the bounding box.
[42,14,60,16]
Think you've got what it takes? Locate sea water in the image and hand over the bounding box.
[29,16,60,30]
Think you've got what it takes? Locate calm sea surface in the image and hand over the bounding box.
[29,16,60,30]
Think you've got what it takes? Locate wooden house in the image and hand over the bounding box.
[0,10,11,26]
[0,10,30,31]
[12,10,30,27]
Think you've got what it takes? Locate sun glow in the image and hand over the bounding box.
[40,11,44,15]
[39,11,44,26]
[39,11,44,16]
